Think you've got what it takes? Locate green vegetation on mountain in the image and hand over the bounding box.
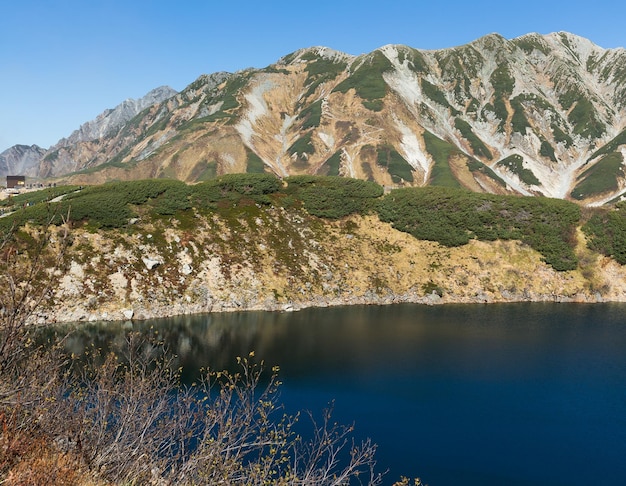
[488,64,515,132]
[192,173,282,210]
[378,186,580,271]
[190,159,218,181]
[454,118,493,159]
[246,149,266,173]
[466,159,507,187]
[375,144,414,183]
[300,51,348,99]
[318,150,342,176]
[513,35,551,55]
[401,48,429,73]
[0,174,597,273]
[497,154,540,186]
[0,185,81,208]
[490,64,515,95]
[422,131,462,188]
[437,45,483,79]
[284,175,383,218]
[0,180,193,230]
[540,140,557,162]
[201,72,253,123]
[587,128,626,161]
[551,122,574,147]
[571,152,624,200]
[559,89,606,140]
[301,52,348,78]
[288,133,315,166]
[420,79,459,115]
[297,99,323,129]
[510,96,531,134]
[583,202,626,264]
[43,149,59,162]
[333,51,392,108]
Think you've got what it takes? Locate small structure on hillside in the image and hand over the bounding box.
[6,175,25,189]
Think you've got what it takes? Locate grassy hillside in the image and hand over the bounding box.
[1,175,584,272]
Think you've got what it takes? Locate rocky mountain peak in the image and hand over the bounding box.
[0,144,46,178]
[8,32,626,206]
[55,85,177,147]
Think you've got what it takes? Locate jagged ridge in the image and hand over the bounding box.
[8,32,626,205]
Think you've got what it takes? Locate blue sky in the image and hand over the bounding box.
[2,0,626,153]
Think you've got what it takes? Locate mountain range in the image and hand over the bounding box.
[4,31,626,205]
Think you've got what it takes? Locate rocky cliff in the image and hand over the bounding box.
[36,210,625,325]
[0,144,46,178]
[38,86,178,177]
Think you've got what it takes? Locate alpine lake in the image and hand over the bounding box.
[60,302,626,485]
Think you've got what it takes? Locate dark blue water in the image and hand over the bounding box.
[66,303,626,485]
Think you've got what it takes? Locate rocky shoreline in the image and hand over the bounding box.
[36,215,626,325]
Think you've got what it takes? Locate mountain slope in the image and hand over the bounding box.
[37,86,178,178]
[0,144,46,178]
[14,32,626,205]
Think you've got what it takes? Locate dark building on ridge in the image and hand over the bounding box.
[6,176,25,189]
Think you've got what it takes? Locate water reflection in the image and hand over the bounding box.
[57,303,626,486]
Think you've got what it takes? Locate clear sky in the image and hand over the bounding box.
[2,0,626,153]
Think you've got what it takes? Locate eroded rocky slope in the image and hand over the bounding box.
[37,210,626,324]
[9,32,623,206]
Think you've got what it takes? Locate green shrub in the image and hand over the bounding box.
[0,185,81,208]
[421,79,457,114]
[285,175,383,218]
[490,64,515,96]
[422,131,462,188]
[246,150,267,173]
[454,118,492,159]
[377,186,580,271]
[510,97,531,134]
[298,100,323,129]
[583,204,626,264]
[333,51,392,105]
[192,173,282,209]
[540,140,557,162]
[587,128,626,161]
[318,151,342,176]
[466,159,507,187]
[288,133,315,157]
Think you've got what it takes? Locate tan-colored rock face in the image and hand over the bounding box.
[41,34,626,206]
[38,210,626,324]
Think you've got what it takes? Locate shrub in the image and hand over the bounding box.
[285,175,383,218]
[0,222,391,485]
[377,186,580,271]
[333,51,392,104]
[191,173,282,209]
[583,203,626,264]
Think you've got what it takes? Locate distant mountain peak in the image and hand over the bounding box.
[55,85,178,147]
[0,144,46,177]
[9,31,626,205]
